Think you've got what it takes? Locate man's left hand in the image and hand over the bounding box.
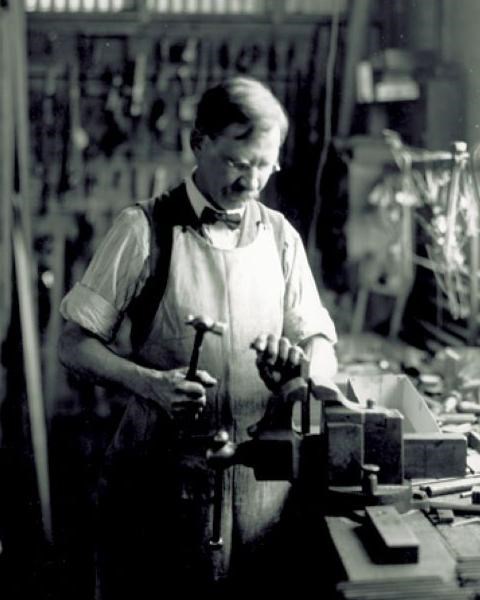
[251,333,306,392]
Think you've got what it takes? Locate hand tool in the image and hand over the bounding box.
[185,314,227,381]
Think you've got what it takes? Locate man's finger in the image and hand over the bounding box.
[288,345,305,367]
[175,380,207,398]
[194,370,217,387]
[172,397,206,410]
[265,334,278,365]
[250,333,268,353]
[277,336,290,366]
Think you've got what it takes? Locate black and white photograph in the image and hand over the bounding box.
[1,1,480,598]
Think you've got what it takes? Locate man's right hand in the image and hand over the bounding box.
[142,367,217,419]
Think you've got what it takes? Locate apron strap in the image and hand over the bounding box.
[128,183,199,351]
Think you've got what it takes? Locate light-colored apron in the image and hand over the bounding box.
[105,211,291,588]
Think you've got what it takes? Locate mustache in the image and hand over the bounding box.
[229,183,259,196]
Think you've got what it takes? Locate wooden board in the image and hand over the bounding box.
[325,509,457,583]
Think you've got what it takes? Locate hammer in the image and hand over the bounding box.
[185,315,227,549]
[185,315,227,381]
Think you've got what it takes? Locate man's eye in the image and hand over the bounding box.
[226,159,248,170]
[224,158,280,174]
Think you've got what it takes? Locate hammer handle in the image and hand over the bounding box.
[186,330,203,380]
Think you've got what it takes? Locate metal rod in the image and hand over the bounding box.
[209,470,224,548]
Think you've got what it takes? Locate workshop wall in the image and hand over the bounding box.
[441,0,480,149]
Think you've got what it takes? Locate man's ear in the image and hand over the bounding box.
[190,129,204,153]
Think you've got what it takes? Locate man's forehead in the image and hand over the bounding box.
[214,123,281,148]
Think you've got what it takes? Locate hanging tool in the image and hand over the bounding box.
[129,37,149,121]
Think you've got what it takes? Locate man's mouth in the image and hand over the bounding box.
[232,190,258,200]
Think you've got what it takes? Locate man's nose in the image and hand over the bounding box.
[238,166,263,189]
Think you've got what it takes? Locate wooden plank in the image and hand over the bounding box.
[12,200,53,544]
[363,505,419,564]
[437,520,480,560]
[325,510,457,583]
[6,0,53,544]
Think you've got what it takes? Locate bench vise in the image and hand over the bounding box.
[206,375,412,547]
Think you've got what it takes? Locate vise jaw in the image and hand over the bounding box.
[326,404,404,487]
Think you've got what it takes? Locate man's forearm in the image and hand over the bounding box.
[300,335,338,380]
[58,323,153,399]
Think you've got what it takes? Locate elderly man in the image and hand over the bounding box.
[59,76,337,598]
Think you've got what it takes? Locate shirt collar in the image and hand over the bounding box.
[185,171,245,221]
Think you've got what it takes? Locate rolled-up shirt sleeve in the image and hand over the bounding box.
[282,222,337,345]
[60,207,150,343]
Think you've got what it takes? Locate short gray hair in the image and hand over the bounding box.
[191,76,289,147]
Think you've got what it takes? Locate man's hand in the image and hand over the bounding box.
[251,333,306,392]
[143,367,217,419]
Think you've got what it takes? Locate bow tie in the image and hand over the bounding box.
[200,207,242,230]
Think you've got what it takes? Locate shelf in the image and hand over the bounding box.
[26,10,344,34]
[25,0,348,18]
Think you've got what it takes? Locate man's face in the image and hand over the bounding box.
[193,124,282,210]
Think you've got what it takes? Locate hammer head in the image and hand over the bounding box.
[186,314,227,336]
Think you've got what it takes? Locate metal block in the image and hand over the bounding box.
[325,406,365,424]
[327,421,364,485]
[404,433,467,479]
[364,407,404,484]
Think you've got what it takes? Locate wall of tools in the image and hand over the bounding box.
[25,4,358,417]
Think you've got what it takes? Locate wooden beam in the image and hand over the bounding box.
[337,0,374,138]
[2,0,53,544]
[0,5,14,418]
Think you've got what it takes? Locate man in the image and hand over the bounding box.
[59,76,337,598]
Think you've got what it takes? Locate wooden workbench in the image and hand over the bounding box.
[321,497,480,599]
